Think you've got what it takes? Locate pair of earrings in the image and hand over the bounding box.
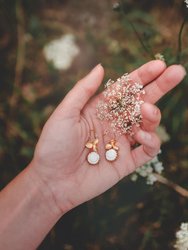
[85,130,119,165]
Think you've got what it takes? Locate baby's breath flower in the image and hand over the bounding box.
[131,174,138,182]
[146,174,157,185]
[96,74,145,135]
[43,34,80,70]
[112,2,120,10]
[108,39,121,54]
[185,0,188,8]
[155,53,165,62]
[131,125,169,185]
[154,162,164,174]
[174,222,188,250]
[157,125,170,143]
[131,153,164,185]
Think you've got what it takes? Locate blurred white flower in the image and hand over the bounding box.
[185,0,188,8]
[112,2,120,10]
[108,39,121,54]
[131,154,164,185]
[174,222,188,250]
[131,174,138,182]
[43,34,80,70]
[131,125,169,185]
[154,162,164,174]
[157,125,170,143]
[146,174,157,185]
[155,53,165,62]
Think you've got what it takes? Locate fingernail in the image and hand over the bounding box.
[152,106,159,116]
[139,130,151,141]
[178,65,187,76]
[91,63,102,72]
[144,103,159,116]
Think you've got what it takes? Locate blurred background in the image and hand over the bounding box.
[0,0,188,249]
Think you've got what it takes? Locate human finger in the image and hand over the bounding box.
[129,60,166,86]
[57,64,104,116]
[141,103,161,132]
[127,103,160,146]
[143,64,186,104]
[131,130,161,168]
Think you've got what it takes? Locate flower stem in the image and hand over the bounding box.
[128,21,154,59]
[176,17,186,63]
[119,0,154,59]
[154,173,188,198]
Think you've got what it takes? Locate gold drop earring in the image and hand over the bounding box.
[85,130,100,165]
[105,132,119,162]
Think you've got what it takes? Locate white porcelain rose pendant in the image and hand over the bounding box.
[105,139,119,162]
[85,138,100,165]
[87,151,100,165]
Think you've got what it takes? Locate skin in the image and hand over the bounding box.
[0,60,186,249]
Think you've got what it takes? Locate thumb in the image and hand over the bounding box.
[60,64,104,116]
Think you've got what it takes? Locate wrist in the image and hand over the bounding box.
[27,161,64,219]
[0,161,64,249]
[30,155,79,214]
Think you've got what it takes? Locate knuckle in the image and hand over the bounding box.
[146,65,155,76]
[157,109,162,121]
[150,104,161,119]
[152,134,161,150]
[143,133,161,158]
[155,106,161,117]
[80,84,92,96]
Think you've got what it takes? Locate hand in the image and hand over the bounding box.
[31,61,186,214]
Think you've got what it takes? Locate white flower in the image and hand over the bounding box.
[131,174,138,182]
[185,0,188,8]
[131,151,164,185]
[157,125,170,143]
[130,126,168,185]
[146,174,157,185]
[43,34,80,70]
[155,53,165,62]
[108,39,121,54]
[174,222,188,250]
[112,2,120,10]
[154,162,164,174]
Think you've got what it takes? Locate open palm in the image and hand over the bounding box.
[32,61,186,214]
